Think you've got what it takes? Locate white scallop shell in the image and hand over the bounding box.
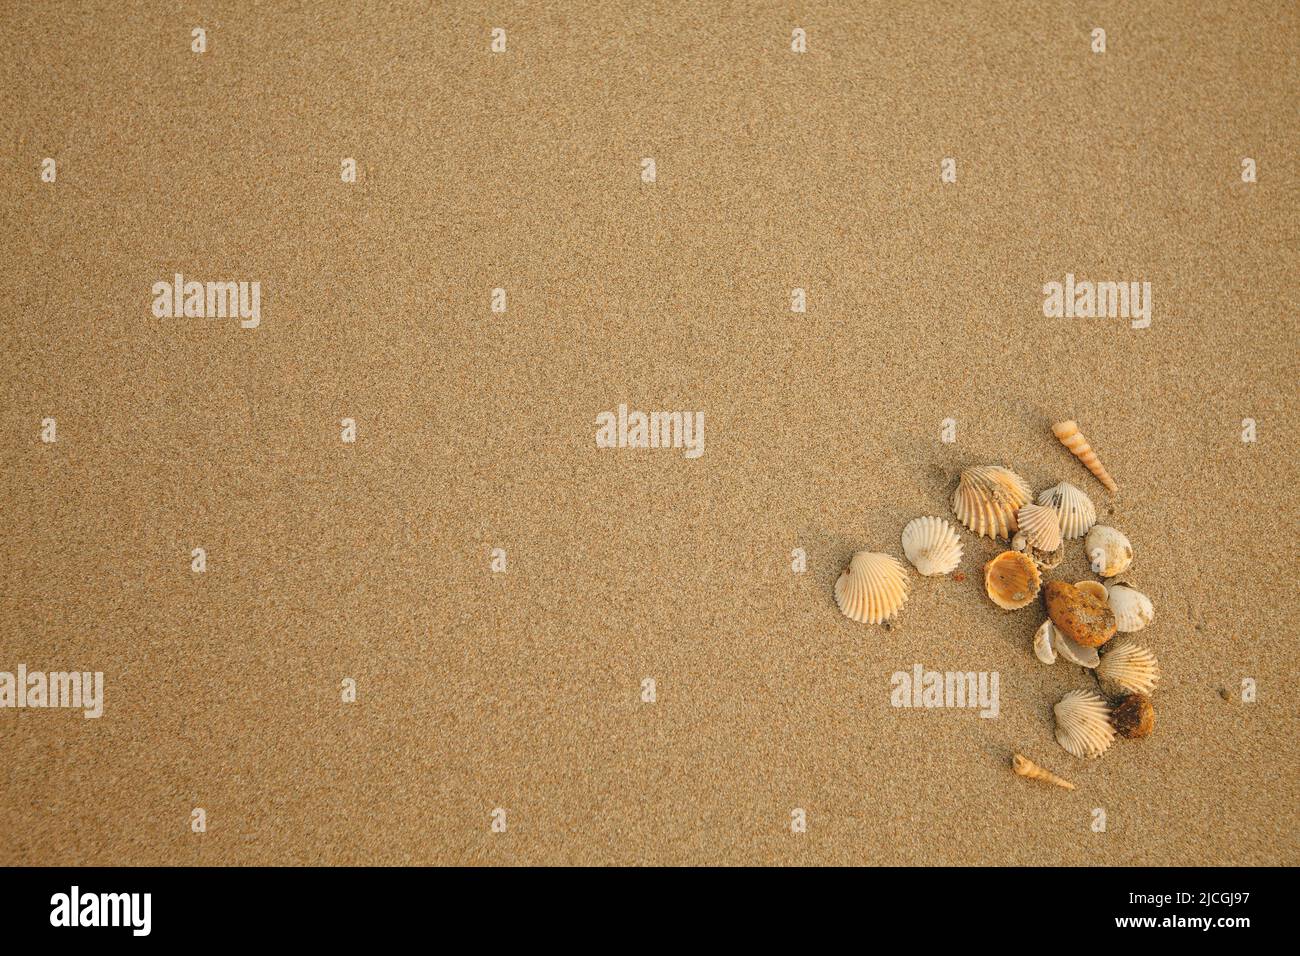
[834,552,910,625]
[901,516,963,576]
[1086,525,1133,577]
[1053,689,1115,759]
[1105,583,1154,632]
[1016,503,1062,552]
[1036,481,1097,540]
[952,465,1032,540]
[1096,640,1159,695]
[1033,619,1058,664]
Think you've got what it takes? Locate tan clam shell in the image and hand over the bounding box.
[1074,580,1108,602]
[1096,640,1160,696]
[901,516,963,576]
[984,550,1042,610]
[1085,525,1133,578]
[834,551,910,625]
[952,465,1032,540]
[1036,481,1096,540]
[1053,689,1115,759]
[1052,419,1118,492]
[1016,503,1062,553]
[1105,583,1154,632]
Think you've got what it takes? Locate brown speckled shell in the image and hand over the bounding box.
[1044,580,1117,648]
[1112,693,1155,739]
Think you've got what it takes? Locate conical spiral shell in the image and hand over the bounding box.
[1096,640,1159,696]
[1036,482,1097,540]
[1052,420,1118,492]
[834,552,910,625]
[1012,753,1076,790]
[1016,503,1062,553]
[1053,689,1115,759]
[901,516,963,576]
[952,465,1032,539]
[984,550,1042,610]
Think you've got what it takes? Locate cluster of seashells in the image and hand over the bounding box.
[832,420,1161,787]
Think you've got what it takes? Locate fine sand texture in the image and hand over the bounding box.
[2,1,1297,865]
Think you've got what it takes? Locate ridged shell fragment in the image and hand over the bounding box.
[1012,753,1076,790]
[1052,420,1118,492]
[1096,640,1160,696]
[1106,583,1154,632]
[1011,531,1063,571]
[1086,525,1133,577]
[1033,619,1058,664]
[901,516,963,576]
[1053,625,1100,668]
[1016,503,1062,553]
[952,465,1032,540]
[834,552,910,625]
[1036,481,1097,540]
[984,550,1042,610]
[1054,689,1115,759]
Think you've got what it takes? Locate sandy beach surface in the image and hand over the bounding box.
[2,1,1297,865]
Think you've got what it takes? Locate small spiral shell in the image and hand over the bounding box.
[1052,420,1118,492]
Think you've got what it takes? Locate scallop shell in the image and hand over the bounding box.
[1052,420,1118,492]
[1096,640,1159,696]
[1053,626,1100,668]
[1106,583,1154,632]
[1085,525,1133,577]
[1016,503,1062,553]
[1033,619,1058,664]
[952,465,1032,540]
[834,551,910,624]
[984,550,1042,610]
[1074,580,1108,602]
[1053,689,1115,759]
[1112,693,1155,739]
[901,516,963,576]
[1036,482,1096,540]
